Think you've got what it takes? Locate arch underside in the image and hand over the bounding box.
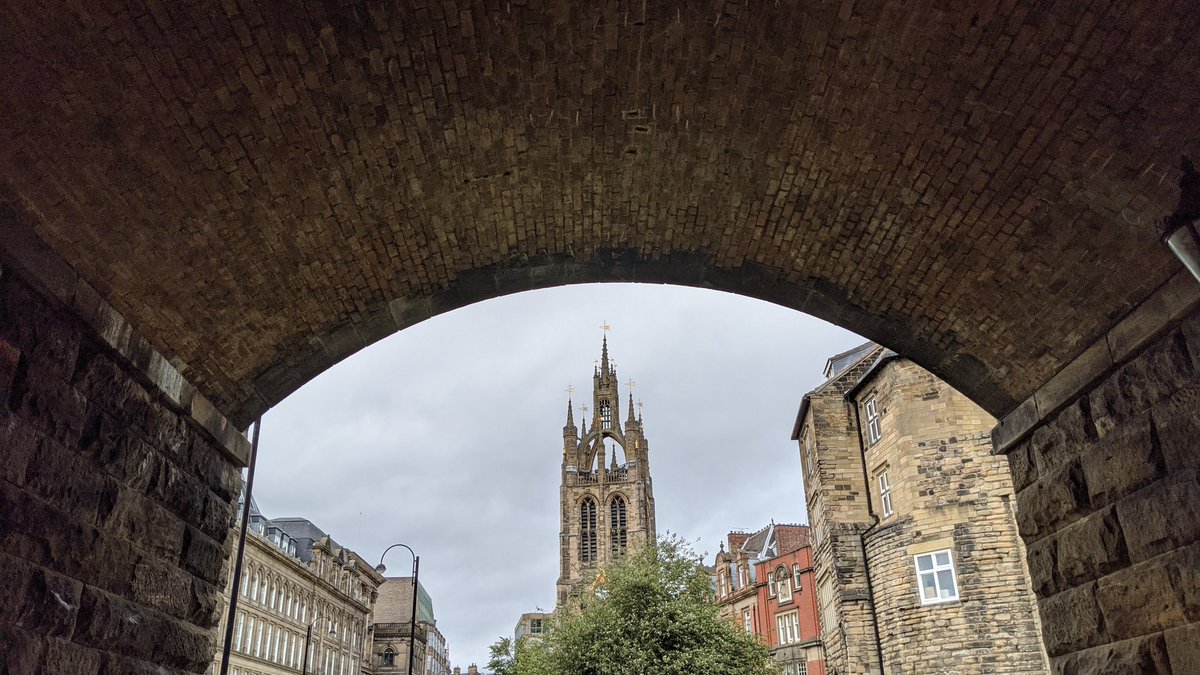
[1,1,1197,426]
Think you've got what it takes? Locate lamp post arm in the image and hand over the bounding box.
[377,543,415,570]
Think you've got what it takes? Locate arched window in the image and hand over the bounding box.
[609,496,628,556]
[580,498,598,563]
[382,647,396,666]
[599,400,612,429]
[776,566,793,602]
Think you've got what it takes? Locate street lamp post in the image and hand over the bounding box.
[301,614,338,675]
[377,543,420,675]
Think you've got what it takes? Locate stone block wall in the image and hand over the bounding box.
[1005,309,1200,674]
[801,383,883,675]
[0,265,242,673]
[856,358,1046,673]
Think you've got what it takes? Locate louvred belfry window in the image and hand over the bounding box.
[580,498,598,563]
[610,496,628,556]
[599,400,612,429]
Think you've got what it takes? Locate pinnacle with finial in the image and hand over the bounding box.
[600,328,610,374]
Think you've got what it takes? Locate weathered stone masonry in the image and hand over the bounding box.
[998,296,1200,674]
[0,260,248,674]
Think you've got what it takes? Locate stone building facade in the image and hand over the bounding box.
[210,501,383,675]
[423,623,450,675]
[713,524,825,675]
[794,344,1047,674]
[556,336,656,606]
[370,577,438,675]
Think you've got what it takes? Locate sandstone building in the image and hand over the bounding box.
[209,499,383,675]
[370,576,441,675]
[794,344,1047,674]
[713,524,825,675]
[556,336,657,606]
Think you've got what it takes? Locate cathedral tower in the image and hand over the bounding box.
[556,335,657,607]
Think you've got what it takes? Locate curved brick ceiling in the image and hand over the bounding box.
[1,1,1197,426]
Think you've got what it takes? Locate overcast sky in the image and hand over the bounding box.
[250,282,862,669]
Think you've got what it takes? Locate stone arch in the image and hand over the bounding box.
[0,3,1197,674]
[1,1,1195,428]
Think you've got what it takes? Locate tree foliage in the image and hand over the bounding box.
[496,535,775,675]
[486,636,517,675]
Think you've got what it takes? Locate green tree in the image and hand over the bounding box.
[514,535,776,675]
[487,636,517,675]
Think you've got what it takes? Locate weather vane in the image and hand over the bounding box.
[601,321,611,333]
[566,385,575,397]
[638,400,644,415]
[628,378,637,390]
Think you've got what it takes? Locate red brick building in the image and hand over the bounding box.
[713,524,825,675]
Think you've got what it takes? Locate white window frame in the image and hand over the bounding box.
[864,396,881,445]
[792,564,802,590]
[878,469,894,518]
[742,608,753,634]
[914,549,959,605]
[775,611,799,644]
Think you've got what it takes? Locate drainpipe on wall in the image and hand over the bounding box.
[850,399,887,675]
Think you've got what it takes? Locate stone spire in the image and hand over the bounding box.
[563,396,578,456]
[601,334,611,374]
[626,391,637,426]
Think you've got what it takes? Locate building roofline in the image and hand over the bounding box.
[791,393,811,440]
[843,349,901,400]
[823,340,876,377]
[794,343,884,439]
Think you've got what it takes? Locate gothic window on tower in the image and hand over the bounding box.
[599,400,612,429]
[580,498,598,563]
[609,496,628,556]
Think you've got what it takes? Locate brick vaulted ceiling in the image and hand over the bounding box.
[1,1,1197,426]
